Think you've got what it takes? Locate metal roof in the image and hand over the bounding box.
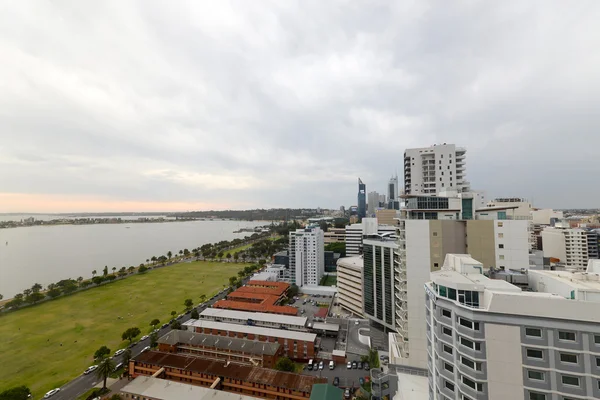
[311,322,340,332]
[158,329,280,356]
[121,376,257,400]
[200,308,307,327]
[183,319,317,342]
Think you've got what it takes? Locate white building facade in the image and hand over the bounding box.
[426,255,600,400]
[336,256,364,317]
[289,226,325,287]
[403,144,469,195]
[542,226,590,270]
[345,218,395,256]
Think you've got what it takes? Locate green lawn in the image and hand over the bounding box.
[0,261,246,397]
[320,275,337,286]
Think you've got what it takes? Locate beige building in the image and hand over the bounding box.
[541,225,589,270]
[336,256,364,317]
[324,227,345,244]
[376,209,398,226]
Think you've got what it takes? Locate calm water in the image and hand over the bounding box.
[0,220,266,298]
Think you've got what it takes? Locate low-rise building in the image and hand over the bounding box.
[214,280,297,316]
[157,329,283,368]
[336,256,364,317]
[199,308,308,331]
[120,376,258,400]
[183,319,318,360]
[376,209,398,226]
[130,352,325,400]
[324,228,345,244]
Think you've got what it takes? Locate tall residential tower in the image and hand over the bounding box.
[289,226,325,287]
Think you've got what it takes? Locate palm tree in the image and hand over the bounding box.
[146,259,150,264]
[96,356,115,389]
[112,267,116,274]
[92,270,97,277]
[167,251,172,260]
[77,276,83,286]
[151,256,157,265]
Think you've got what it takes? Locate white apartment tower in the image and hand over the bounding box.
[345,218,396,256]
[542,224,590,270]
[404,143,469,195]
[426,255,600,400]
[289,226,324,287]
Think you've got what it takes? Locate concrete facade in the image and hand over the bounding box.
[289,227,325,287]
[336,256,364,317]
[542,226,590,270]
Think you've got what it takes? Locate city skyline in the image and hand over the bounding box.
[2,1,600,213]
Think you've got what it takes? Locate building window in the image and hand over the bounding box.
[442,308,451,318]
[445,380,455,392]
[498,244,504,249]
[499,255,505,260]
[461,356,481,371]
[561,375,580,387]
[444,362,454,373]
[461,376,483,392]
[529,393,546,400]
[459,336,481,351]
[558,331,576,341]
[443,344,453,355]
[497,222,504,227]
[560,353,578,364]
[433,232,438,237]
[594,335,600,344]
[596,357,600,367]
[528,370,545,381]
[498,233,504,238]
[443,326,452,337]
[458,317,479,330]
[527,349,544,359]
[525,328,542,337]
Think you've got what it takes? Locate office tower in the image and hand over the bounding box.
[367,191,380,216]
[403,143,469,195]
[388,174,399,202]
[345,218,395,256]
[363,236,398,332]
[541,223,590,270]
[426,255,600,400]
[288,226,324,287]
[358,178,366,218]
[379,193,387,208]
[389,193,529,371]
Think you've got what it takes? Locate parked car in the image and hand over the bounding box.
[43,389,60,399]
[140,335,149,341]
[347,361,352,369]
[352,361,358,369]
[364,362,370,370]
[318,360,324,370]
[344,388,351,399]
[359,377,365,386]
[359,361,364,369]
[333,377,340,386]
[329,360,335,370]
[141,346,151,353]
[114,349,125,357]
[308,359,314,370]
[83,365,98,375]
[161,323,169,329]
[114,362,123,372]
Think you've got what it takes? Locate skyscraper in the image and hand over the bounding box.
[388,174,399,210]
[367,191,380,216]
[357,178,366,218]
[403,143,469,195]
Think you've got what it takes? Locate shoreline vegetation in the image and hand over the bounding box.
[0,229,288,308]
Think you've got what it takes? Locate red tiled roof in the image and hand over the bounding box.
[315,307,328,319]
[214,299,298,316]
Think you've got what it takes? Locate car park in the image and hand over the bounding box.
[83,365,98,375]
[347,361,352,369]
[333,377,340,386]
[114,349,125,357]
[43,389,60,398]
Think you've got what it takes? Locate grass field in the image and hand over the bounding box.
[320,275,337,286]
[0,261,246,397]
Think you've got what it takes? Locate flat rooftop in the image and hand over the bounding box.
[183,319,317,342]
[121,376,257,400]
[158,329,280,356]
[213,299,298,316]
[336,256,363,270]
[134,351,324,393]
[529,269,600,292]
[200,308,307,327]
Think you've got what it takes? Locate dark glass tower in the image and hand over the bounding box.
[357,178,366,218]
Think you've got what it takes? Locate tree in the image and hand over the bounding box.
[77,276,84,286]
[184,298,193,310]
[96,356,115,390]
[63,282,78,294]
[274,356,295,372]
[0,385,32,400]
[150,319,160,329]
[31,283,43,293]
[23,288,32,297]
[288,284,299,298]
[121,327,141,343]
[226,253,232,261]
[233,253,239,262]
[237,270,245,278]
[128,266,135,274]
[92,276,104,285]
[325,242,346,257]
[92,269,97,277]
[109,395,123,400]
[122,348,132,375]
[146,259,150,264]
[170,320,182,330]
[47,287,62,298]
[319,221,329,232]
[199,294,206,304]
[167,251,172,260]
[191,309,199,319]
[150,331,158,348]
[217,251,224,259]
[112,267,116,274]
[228,276,237,287]
[119,267,127,276]
[171,310,176,318]
[150,256,157,264]
[0,294,3,301]
[138,265,148,273]
[103,265,108,276]
[183,248,190,257]
[94,345,111,360]
[26,292,45,304]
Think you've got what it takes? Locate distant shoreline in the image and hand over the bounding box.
[0,217,257,229]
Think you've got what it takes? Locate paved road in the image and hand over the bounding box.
[48,285,236,400]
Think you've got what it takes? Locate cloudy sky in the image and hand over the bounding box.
[1,1,598,213]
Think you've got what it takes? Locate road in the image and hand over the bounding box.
[48,283,237,400]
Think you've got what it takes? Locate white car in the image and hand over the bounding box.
[114,349,125,357]
[140,335,149,341]
[141,345,151,353]
[83,365,98,375]
[347,361,352,369]
[43,388,60,398]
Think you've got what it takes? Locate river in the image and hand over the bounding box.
[0,219,267,298]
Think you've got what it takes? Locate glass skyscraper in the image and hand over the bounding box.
[358,178,366,218]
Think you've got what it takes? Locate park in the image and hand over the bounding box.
[0,260,247,398]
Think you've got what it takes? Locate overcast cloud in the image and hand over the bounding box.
[0,0,599,212]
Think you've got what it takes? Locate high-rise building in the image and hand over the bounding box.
[367,191,380,216]
[345,218,395,256]
[587,229,600,259]
[403,143,469,195]
[289,226,324,287]
[388,174,399,202]
[358,178,366,218]
[336,256,364,317]
[363,236,398,332]
[388,193,529,371]
[426,255,600,400]
[541,223,590,270]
